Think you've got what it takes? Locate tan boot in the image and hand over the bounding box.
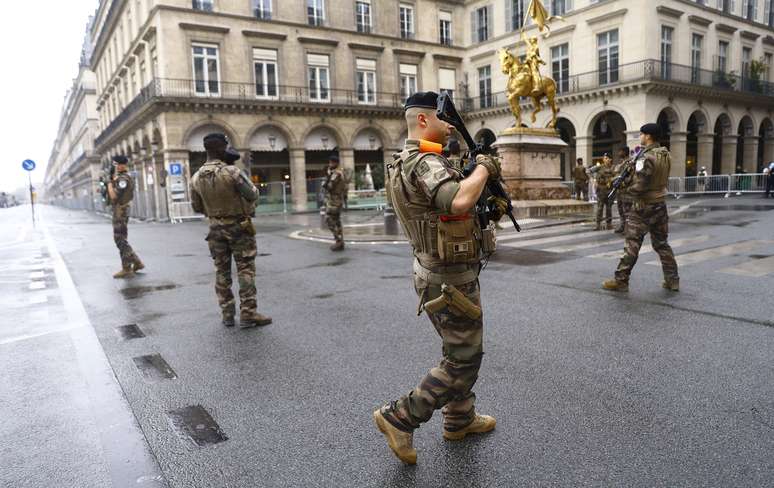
[240,312,272,328]
[602,279,628,292]
[132,257,145,272]
[662,279,680,292]
[373,409,417,465]
[443,414,496,441]
[113,267,134,279]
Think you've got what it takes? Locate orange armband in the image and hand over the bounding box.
[419,139,443,154]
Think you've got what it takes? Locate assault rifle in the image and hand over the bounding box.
[98,165,115,206]
[436,93,521,232]
[607,146,644,201]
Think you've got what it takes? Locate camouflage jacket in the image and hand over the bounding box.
[323,167,348,208]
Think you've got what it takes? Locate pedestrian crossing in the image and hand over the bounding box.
[495,224,774,278]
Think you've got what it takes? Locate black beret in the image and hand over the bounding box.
[404,91,439,110]
[203,133,228,145]
[328,153,340,162]
[640,123,661,137]
[112,155,128,165]
[224,148,241,163]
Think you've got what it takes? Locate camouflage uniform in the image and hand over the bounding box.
[323,167,348,244]
[573,164,589,201]
[595,163,616,229]
[191,159,260,320]
[614,144,679,284]
[112,171,141,269]
[381,139,492,433]
[614,158,633,232]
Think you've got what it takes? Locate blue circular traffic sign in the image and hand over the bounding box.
[22,159,36,171]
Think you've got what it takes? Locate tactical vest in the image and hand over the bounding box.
[386,149,483,269]
[640,146,671,203]
[114,172,134,205]
[324,168,348,207]
[192,161,251,218]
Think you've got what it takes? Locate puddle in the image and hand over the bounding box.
[312,293,335,299]
[120,283,180,299]
[116,324,145,340]
[380,275,408,280]
[174,254,196,257]
[296,257,350,271]
[167,405,228,447]
[258,253,272,257]
[749,254,772,259]
[132,354,177,381]
[490,249,573,266]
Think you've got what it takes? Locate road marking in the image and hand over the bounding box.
[719,255,774,277]
[28,281,46,291]
[501,229,606,248]
[543,236,622,253]
[497,223,590,242]
[590,235,712,259]
[0,325,83,346]
[646,240,772,266]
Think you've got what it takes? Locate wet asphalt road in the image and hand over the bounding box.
[3,197,774,487]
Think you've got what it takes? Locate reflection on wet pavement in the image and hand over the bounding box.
[120,284,180,300]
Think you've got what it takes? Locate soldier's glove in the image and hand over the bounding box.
[476,154,502,181]
[487,196,509,222]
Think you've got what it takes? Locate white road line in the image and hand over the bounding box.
[543,236,622,253]
[589,235,712,259]
[719,255,774,277]
[646,240,772,266]
[497,223,590,242]
[501,229,606,249]
[0,326,82,346]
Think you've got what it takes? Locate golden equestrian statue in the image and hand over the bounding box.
[498,0,563,129]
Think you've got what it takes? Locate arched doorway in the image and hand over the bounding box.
[353,129,384,190]
[686,111,707,177]
[736,116,754,173]
[249,126,290,206]
[185,123,231,176]
[759,118,774,172]
[712,114,732,175]
[555,118,576,180]
[590,111,627,162]
[475,128,497,150]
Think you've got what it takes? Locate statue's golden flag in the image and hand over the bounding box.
[525,0,562,35]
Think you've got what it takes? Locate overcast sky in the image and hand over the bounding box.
[0,1,98,194]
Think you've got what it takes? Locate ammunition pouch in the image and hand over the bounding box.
[240,218,256,236]
[481,224,497,255]
[437,215,480,265]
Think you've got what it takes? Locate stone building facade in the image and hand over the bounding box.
[71,0,774,219]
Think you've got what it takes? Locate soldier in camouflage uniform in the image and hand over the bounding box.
[573,158,589,201]
[603,124,680,292]
[373,92,504,465]
[108,155,144,278]
[613,147,632,234]
[323,153,347,251]
[190,133,272,328]
[594,154,616,231]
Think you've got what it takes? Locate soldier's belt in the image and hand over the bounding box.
[413,260,478,286]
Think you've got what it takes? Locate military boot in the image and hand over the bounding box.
[373,409,417,465]
[662,278,680,292]
[602,279,629,292]
[113,267,134,279]
[132,257,145,272]
[330,240,345,252]
[222,314,235,327]
[443,414,496,441]
[240,312,272,328]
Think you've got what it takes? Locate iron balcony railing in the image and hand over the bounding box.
[465,58,774,111]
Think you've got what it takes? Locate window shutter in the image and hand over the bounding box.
[487,5,493,40]
[471,10,478,43]
[505,0,512,32]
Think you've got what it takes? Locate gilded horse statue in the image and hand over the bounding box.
[498,47,559,129]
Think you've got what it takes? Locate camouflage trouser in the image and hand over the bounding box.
[112,204,138,268]
[575,182,588,201]
[596,193,613,226]
[325,206,343,242]
[382,274,483,433]
[615,202,679,283]
[617,199,632,228]
[206,223,257,318]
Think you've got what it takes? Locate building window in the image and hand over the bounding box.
[478,65,492,108]
[307,53,330,102]
[439,10,453,46]
[766,0,774,26]
[472,6,490,43]
[192,0,213,11]
[439,67,456,100]
[597,29,619,86]
[253,0,271,19]
[719,0,733,14]
[717,40,729,73]
[308,0,325,26]
[691,33,703,83]
[742,46,752,81]
[399,63,418,102]
[356,58,377,104]
[254,48,278,99]
[551,0,571,16]
[551,43,569,93]
[742,0,757,19]
[765,53,773,81]
[356,1,372,33]
[400,4,414,39]
[192,44,220,96]
[505,0,526,32]
[661,26,673,79]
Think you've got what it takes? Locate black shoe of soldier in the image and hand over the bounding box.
[222,315,235,327]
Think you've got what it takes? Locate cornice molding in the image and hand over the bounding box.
[586,9,628,26]
[178,23,230,34]
[241,30,287,41]
[297,36,339,47]
[656,6,683,19]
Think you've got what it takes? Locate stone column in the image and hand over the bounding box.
[763,137,774,166]
[696,134,714,174]
[339,147,356,191]
[742,135,760,173]
[668,132,688,177]
[574,136,593,166]
[721,135,738,174]
[289,148,307,212]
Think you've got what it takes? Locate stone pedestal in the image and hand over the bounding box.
[493,128,571,200]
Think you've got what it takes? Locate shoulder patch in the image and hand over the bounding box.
[416,160,431,176]
[117,179,129,190]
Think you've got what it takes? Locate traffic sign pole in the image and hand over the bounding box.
[29,173,35,228]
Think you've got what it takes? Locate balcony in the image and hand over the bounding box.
[95,78,404,148]
[464,59,774,113]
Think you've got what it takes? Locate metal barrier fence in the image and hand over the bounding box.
[668,173,770,196]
